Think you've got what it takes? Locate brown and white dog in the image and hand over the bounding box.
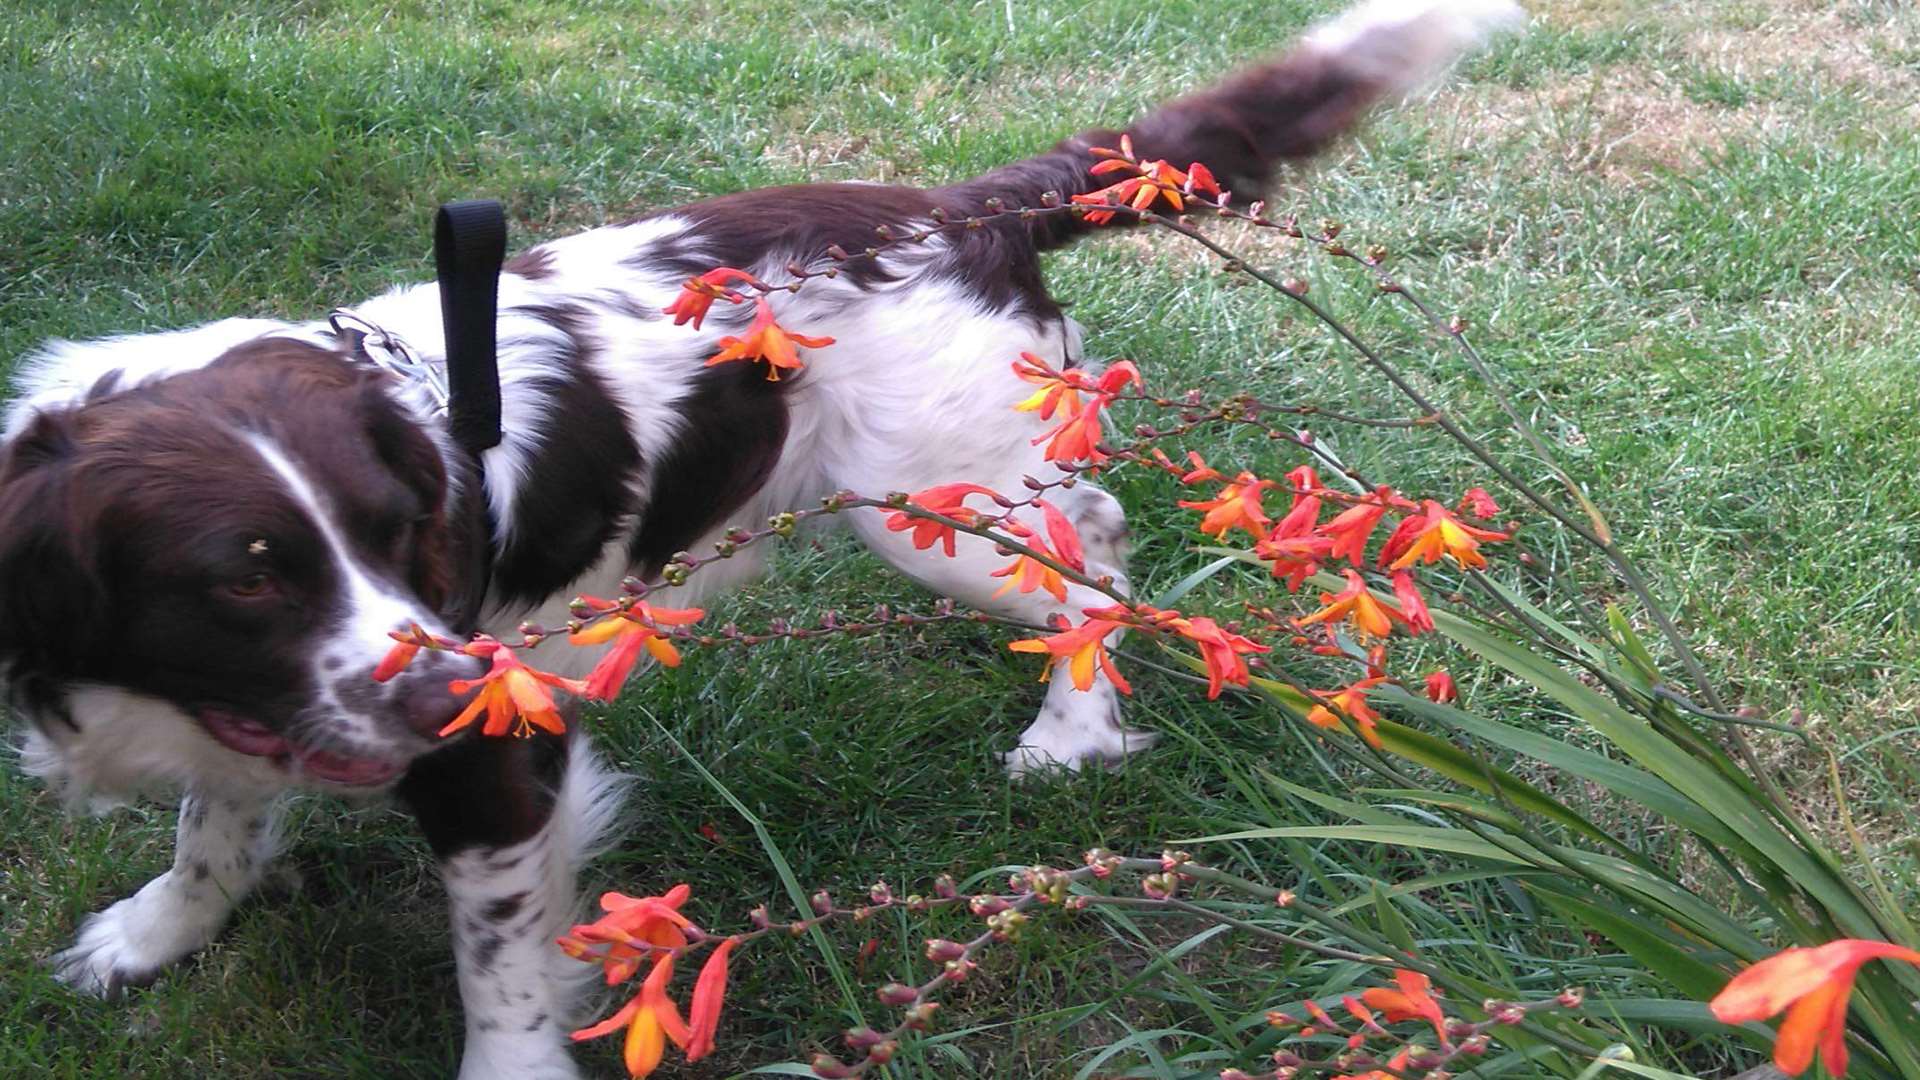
[0,2,1516,1075]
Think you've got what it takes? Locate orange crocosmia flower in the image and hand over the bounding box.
[882,482,998,558]
[1179,472,1274,540]
[1257,532,1333,592]
[1282,464,1323,508]
[1177,450,1224,486]
[1008,606,1133,695]
[570,597,708,702]
[441,638,586,739]
[1318,500,1390,566]
[990,501,1086,603]
[663,267,756,330]
[684,937,737,1062]
[373,624,446,682]
[1169,615,1269,699]
[1384,500,1511,571]
[373,639,421,682]
[1711,939,1920,1077]
[1073,157,1208,223]
[1425,669,1457,704]
[1296,569,1412,641]
[1306,676,1386,748]
[1027,361,1141,464]
[1457,486,1501,520]
[1333,1050,1411,1080]
[1359,969,1448,1044]
[1011,351,1090,420]
[705,296,833,381]
[561,886,695,978]
[1391,569,1435,635]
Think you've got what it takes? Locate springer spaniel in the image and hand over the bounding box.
[0,2,1516,1076]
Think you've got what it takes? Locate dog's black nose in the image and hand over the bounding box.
[398,649,488,737]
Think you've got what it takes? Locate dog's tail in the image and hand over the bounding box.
[938,0,1522,249]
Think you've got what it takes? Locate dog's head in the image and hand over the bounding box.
[0,335,487,796]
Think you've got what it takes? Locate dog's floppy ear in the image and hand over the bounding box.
[0,410,111,698]
[358,383,481,619]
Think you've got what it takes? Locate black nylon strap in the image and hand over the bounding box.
[433,200,507,633]
[434,200,507,454]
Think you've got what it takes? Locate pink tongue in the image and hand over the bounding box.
[199,709,291,757]
[293,748,404,786]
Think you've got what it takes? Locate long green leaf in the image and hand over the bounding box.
[1534,889,1728,1000]
[1431,607,1885,938]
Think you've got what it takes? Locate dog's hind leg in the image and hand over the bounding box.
[53,789,282,996]
[844,464,1153,777]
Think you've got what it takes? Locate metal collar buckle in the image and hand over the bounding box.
[328,309,451,416]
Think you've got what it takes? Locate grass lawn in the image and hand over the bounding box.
[5,0,1920,1077]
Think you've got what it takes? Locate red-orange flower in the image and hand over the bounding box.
[1333,1049,1411,1080]
[1360,969,1448,1044]
[1306,675,1386,748]
[663,267,756,330]
[1008,606,1133,694]
[684,937,736,1062]
[1392,569,1435,634]
[1012,351,1088,420]
[561,886,694,984]
[562,886,739,1078]
[882,482,998,557]
[372,623,453,682]
[1319,499,1390,566]
[990,500,1085,603]
[1425,669,1457,704]
[1295,570,1412,641]
[1176,450,1224,486]
[374,640,421,682]
[705,296,833,381]
[1382,500,1511,571]
[1711,939,1920,1076]
[1168,615,1269,699]
[1072,149,1222,224]
[441,638,587,738]
[1457,485,1501,520]
[570,597,708,701]
[1179,471,1274,540]
[1024,361,1141,464]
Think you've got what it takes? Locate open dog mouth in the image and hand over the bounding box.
[197,708,408,787]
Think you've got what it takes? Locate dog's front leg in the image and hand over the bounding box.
[401,730,613,1080]
[54,788,282,996]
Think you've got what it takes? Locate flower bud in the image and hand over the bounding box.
[1274,889,1296,908]
[877,982,919,1006]
[1159,849,1192,871]
[869,880,894,905]
[943,957,977,980]
[1141,872,1179,900]
[866,1040,899,1065]
[924,938,967,963]
[969,894,1010,917]
[986,909,1029,940]
[810,1054,853,1078]
[843,1026,885,1051]
[904,1001,941,1029]
[1557,986,1585,1008]
[811,890,833,914]
[747,904,770,929]
[933,874,958,899]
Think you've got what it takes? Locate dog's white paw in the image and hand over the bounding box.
[1002,704,1159,780]
[52,887,209,997]
[458,1032,583,1080]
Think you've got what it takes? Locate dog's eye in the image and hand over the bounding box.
[227,572,277,599]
